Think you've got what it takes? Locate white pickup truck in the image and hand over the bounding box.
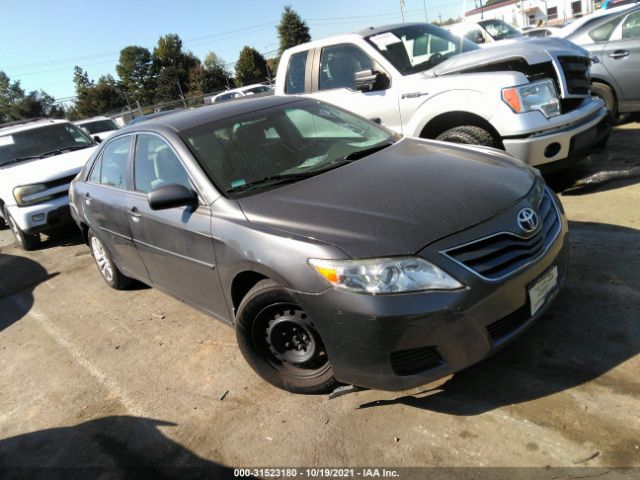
[275,22,610,171]
[0,119,97,250]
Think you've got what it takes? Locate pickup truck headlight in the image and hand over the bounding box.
[308,257,463,294]
[502,79,560,118]
[14,183,54,207]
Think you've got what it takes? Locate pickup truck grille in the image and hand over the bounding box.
[24,174,77,205]
[558,56,590,96]
[442,189,561,281]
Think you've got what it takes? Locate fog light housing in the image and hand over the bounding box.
[31,213,46,223]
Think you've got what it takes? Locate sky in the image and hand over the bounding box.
[1,0,467,103]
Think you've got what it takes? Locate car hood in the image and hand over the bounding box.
[0,146,97,187]
[432,37,588,76]
[238,138,536,258]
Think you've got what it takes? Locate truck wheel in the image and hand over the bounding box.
[591,82,617,117]
[88,229,132,290]
[435,126,496,147]
[3,206,40,251]
[236,279,339,394]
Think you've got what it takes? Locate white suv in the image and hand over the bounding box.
[0,119,97,250]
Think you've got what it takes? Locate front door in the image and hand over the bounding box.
[126,133,227,319]
[602,10,640,107]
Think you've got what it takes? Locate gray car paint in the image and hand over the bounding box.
[70,96,567,390]
[566,6,640,113]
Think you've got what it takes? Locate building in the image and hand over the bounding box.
[465,0,596,27]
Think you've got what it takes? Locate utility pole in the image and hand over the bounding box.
[400,0,405,22]
[423,0,428,22]
[135,100,143,117]
[439,12,442,24]
[177,80,187,108]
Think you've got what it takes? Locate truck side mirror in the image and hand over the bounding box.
[474,32,485,44]
[355,69,389,92]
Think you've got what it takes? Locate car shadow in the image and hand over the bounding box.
[0,415,244,480]
[358,220,640,415]
[35,225,85,250]
[0,252,58,333]
[545,122,640,195]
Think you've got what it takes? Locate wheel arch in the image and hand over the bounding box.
[230,270,270,319]
[419,111,503,148]
[590,77,619,106]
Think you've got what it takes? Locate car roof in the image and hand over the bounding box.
[561,4,639,36]
[75,116,111,124]
[357,22,426,37]
[0,118,69,136]
[121,95,307,133]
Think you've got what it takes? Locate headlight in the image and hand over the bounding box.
[502,79,560,118]
[13,183,55,206]
[308,257,463,294]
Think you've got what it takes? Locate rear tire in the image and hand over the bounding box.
[3,206,40,251]
[435,125,496,147]
[88,229,132,290]
[591,81,617,117]
[235,279,339,394]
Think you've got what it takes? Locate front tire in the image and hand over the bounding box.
[435,125,496,147]
[3,206,40,251]
[88,229,132,290]
[591,81,617,117]
[236,279,339,394]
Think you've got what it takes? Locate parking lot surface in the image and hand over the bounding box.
[0,122,639,475]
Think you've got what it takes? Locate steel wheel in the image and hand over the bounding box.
[236,279,339,394]
[91,235,114,282]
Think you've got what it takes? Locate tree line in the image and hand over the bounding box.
[0,6,310,124]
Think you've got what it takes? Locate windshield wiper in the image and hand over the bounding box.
[226,172,316,194]
[342,141,394,161]
[3,145,93,166]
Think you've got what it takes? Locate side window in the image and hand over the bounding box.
[99,136,131,189]
[88,156,102,183]
[285,51,308,94]
[622,12,640,40]
[589,18,620,42]
[134,134,191,193]
[319,45,374,91]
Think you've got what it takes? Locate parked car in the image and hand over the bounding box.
[205,84,273,104]
[74,116,120,143]
[563,5,640,115]
[447,19,524,45]
[523,26,562,38]
[0,119,97,249]
[275,22,610,172]
[70,96,568,394]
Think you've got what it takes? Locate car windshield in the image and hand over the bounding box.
[243,86,271,95]
[0,123,93,167]
[79,119,118,134]
[365,24,478,75]
[478,19,522,40]
[181,100,396,197]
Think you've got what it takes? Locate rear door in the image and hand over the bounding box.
[83,134,149,282]
[602,10,640,106]
[126,133,227,319]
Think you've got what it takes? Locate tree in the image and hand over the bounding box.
[68,68,126,119]
[277,6,311,56]
[1,70,62,122]
[151,34,200,103]
[235,47,268,86]
[116,46,155,104]
[203,52,233,91]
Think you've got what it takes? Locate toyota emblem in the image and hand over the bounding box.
[517,208,539,233]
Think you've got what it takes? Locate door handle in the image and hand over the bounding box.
[129,206,142,222]
[83,193,91,205]
[609,50,629,59]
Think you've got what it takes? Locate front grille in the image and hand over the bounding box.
[44,174,77,189]
[558,56,590,96]
[486,305,530,342]
[390,346,442,376]
[442,189,561,281]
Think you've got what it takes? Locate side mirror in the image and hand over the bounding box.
[474,32,486,44]
[93,135,103,143]
[355,69,389,92]
[147,184,198,210]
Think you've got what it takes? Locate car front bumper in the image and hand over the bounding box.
[503,105,610,169]
[292,193,569,391]
[6,195,73,234]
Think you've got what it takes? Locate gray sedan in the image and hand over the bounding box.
[70,96,568,394]
[565,5,640,115]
